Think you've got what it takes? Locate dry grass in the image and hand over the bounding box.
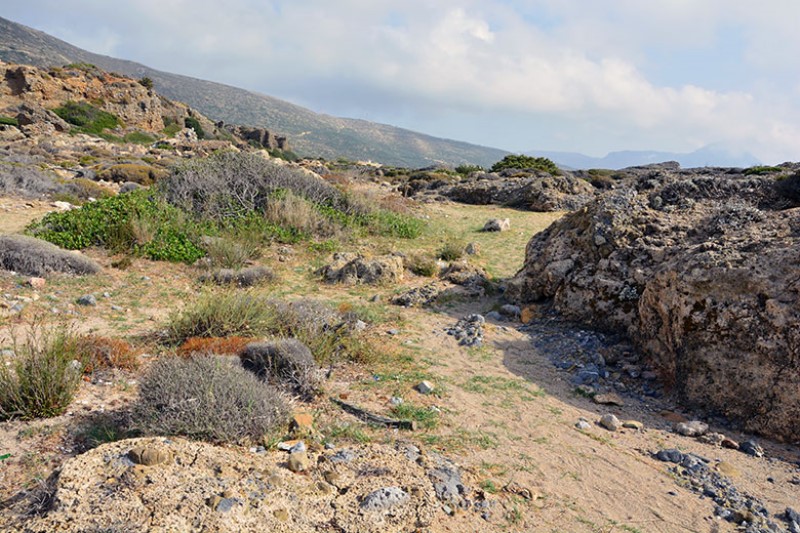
[75,335,139,373]
[176,336,252,357]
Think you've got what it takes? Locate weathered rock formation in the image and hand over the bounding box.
[407,170,597,212]
[507,166,800,441]
[223,123,290,151]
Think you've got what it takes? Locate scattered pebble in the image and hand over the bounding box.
[598,414,621,432]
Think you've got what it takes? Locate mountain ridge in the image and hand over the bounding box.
[0,16,509,168]
[529,145,761,170]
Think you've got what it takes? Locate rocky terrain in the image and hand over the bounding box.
[507,162,800,442]
[0,57,798,533]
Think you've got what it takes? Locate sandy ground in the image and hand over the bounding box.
[0,195,798,532]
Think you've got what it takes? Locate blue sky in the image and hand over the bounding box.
[3,0,800,163]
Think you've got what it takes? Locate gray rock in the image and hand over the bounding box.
[329,449,357,464]
[499,304,521,319]
[675,420,709,437]
[429,465,466,504]
[740,440,764,457]
[785,507,800,524]
[655,449,684,463]
[483,218,511,232]
[598,414,621,431]
[359,487,410,511]
[215,497,242,513]
[575,419,591,430]
[76,294,97,306]
[416,381,435,394]
[485,311,503,321]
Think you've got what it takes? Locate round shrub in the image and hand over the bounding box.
[132,355,289,444]
[240,339,320,397]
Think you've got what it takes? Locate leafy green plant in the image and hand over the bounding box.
[455,164,483,175]
[490,154,559,174]
[138,77,154,90]
[438,238,465,261]
[29,189,205,263]
[0,116,19,126]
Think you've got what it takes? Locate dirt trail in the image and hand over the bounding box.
[397,299,799,532]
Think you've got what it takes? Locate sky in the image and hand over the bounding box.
[3,1,800,164]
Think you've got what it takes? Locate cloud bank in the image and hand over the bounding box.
[4,0,800,163]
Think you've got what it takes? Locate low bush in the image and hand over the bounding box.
[177,336,252,357]
[66,177,114,201]
[240,339,320,397]
[52,100,120,135]
[0,163,63,197]
[101,164,166,185]
[132,354,289,444]
[0,116,19,126]
[201,236,261,269]
[438,238,465,261]
[405,252,438,277]
[200,265,274,287]
[161,151,356,220]
[0,234,100,276]
[165,290,275,344]
[455,164,483,175]
[75,335,139,373]
[184,116,205,139]
[123,131,156,145]
[775,172,800,207]
[744,165,783,176]
[362,210,424,238]
[29,189,205,263]
[490,154,560,174]
[0,325,83,420]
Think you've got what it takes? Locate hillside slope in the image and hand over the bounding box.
[0,16,509,168]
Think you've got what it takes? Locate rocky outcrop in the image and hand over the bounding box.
[408,171,597,212]
[223,123,290,151]
[507,169,800,441]
[319,253,405,284]
[0,62,165,131]
[8,437,491,533]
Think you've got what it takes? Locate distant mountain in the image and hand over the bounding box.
[529,145,761,170]
[0,16,509,168]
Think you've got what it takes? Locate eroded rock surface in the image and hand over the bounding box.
[508,167,800,441]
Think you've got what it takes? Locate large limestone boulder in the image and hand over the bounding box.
[507,169,800,441]
[319,253,404,284]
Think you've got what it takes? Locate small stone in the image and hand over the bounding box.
[290,413,314,435]
[127,446,171,467]
[387,329,399,335]
[575,419,591,430]
[290,441,307,453]
[323,470,341,486]
[598,414,621,431]
[721,437,739,450]
[26,277,46,289]
[655,449,684,463]
[622,420,644,431]
[499,304,521,319]
[390,396,404,406]
[359,487,410,511]
[277,440,303,451]
[785,508,800,524]
[215,497,240,513]
[273,509,290,522]
[593,393,624,406]
[464,242,480,255]
[416,381,435,394]
[76,294,97,306]
[740,440,764,457]
[482,218,511,232]
[675,420,708,437]
[329,449,356,464]
[102,292,111,298]
[287,451,310,473]
[485,311,503,321]
[353,320,367,331]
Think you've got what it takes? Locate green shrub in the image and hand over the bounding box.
[138,77,154,90]
[438,238,466,261]
[490,154,559,174]
[455,164,483,175]
[202,236,261,269]
[184,116,205,140]
[132,354,289,444]
[0,116,19,127]
[362,210,424,238]
[101,163,166,185]
[405,252,438,276]
[166,290,275,344]
[123,131,156,145]
[29,189,205,263]
[53,101,120,135]
[0,325,83,420]
[744,165,783,176]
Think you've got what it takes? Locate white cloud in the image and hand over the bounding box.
[4,0,800,162]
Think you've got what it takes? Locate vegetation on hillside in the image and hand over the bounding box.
[490,154,560,174]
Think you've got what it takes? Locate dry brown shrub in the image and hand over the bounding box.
[177,336,252,357]
[76,335,139,373]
